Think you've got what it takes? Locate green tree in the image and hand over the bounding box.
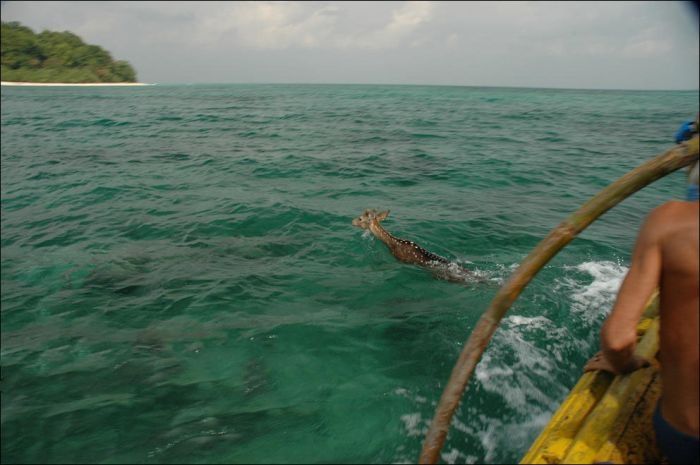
[1,22,42,69]
[1,21,138,83]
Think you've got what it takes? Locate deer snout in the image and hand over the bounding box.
[352,217,369,229]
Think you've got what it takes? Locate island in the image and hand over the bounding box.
[1,21,142,85]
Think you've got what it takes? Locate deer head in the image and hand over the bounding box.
[351,209,390,230]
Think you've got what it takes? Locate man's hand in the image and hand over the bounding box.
[583,351,651,375]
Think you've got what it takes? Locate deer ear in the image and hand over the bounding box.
[376,210,390,221]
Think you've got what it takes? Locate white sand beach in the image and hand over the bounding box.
[1,81,152,86]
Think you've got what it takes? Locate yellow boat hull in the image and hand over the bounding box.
[521,295,665,464]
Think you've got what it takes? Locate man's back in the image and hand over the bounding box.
[654,200,700,436]
[585,129,699,463]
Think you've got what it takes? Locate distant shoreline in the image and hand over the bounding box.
[1,81,151,87]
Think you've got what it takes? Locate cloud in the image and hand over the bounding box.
[1,0,697,89]
[191,2,336,49]
[622,38,673,57]
[373,1,434,48]
[181,1,435,51]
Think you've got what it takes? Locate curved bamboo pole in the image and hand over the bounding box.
[419,136,699,464]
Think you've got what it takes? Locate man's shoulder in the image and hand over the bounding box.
[649,200,698,218]
[643,200,699,238]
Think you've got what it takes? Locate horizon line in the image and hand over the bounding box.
[142,81,700,92]
[2,80,698,92]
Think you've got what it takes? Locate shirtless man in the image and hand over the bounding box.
[584,160,699,464]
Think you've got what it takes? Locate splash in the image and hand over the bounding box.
[568,260,628,320]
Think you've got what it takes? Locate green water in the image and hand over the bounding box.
[1,84,697,464]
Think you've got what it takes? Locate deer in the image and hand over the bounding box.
[352,209,481,283]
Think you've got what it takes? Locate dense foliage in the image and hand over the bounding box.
[1,21,137,83]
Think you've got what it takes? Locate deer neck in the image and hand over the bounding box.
[369,220,399,248]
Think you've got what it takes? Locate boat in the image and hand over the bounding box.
[520,293,665,464]
[419,136,697,465]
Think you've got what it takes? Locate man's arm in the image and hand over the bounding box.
[585,207,664,374]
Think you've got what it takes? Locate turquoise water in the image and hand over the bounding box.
[1,84,697,464]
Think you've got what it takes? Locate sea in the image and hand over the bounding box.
[1,84,698,464]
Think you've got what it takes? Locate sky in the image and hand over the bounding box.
[1,1,699,90]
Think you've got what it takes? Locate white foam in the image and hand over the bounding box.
[568,260,628,320]
[427,260,629,464]
[474,411,554,464]
[399,412,426,437]
[473,262,520,285]
[472,309,569,419]
[393,387,427,404]
[505,315,551,329]
[440,448,478,464]
[475,353,515,382]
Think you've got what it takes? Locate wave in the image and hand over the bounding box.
[566,260,628,322]
[443,259,628,463]
[3,84,693,465]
